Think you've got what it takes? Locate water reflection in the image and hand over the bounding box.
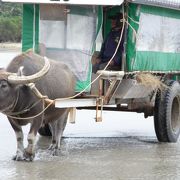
[1,117,180,179]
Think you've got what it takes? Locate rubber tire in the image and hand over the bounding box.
[38,124,52,136]
[154,80,180,142]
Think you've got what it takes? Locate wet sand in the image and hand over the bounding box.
[1,111,180,180]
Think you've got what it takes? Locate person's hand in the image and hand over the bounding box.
[92,57,101,65]
[96,58,101,64]
[92,55,101,65]
[109,61,114,66]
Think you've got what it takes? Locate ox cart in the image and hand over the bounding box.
[2,0,180,143]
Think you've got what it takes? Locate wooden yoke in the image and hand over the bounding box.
[27,83,55,105]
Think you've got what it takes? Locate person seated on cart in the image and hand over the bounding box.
[92,13,124,73]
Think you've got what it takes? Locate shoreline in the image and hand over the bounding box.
[0,42,21,52]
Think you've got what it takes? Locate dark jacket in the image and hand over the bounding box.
[98,27,123,66]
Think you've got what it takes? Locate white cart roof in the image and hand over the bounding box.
[1,0,124,6]
[2,0,180,9]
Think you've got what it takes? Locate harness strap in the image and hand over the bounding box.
[5,99,42,116]
[4,83,54,120]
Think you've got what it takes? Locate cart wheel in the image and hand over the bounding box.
[38,124,52,136]
[154,80,180,142]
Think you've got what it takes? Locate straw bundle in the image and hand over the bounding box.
[136,73,166,90]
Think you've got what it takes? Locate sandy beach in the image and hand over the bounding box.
[0,42,21,52]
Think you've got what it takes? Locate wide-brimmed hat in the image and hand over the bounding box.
[108,13,123,20]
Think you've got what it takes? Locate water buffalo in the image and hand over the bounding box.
[1,50,75,161]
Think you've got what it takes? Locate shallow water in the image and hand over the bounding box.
[1,112,180,180]
[0,51,180,180]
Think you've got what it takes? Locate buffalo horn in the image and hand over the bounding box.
[8,57,50,84]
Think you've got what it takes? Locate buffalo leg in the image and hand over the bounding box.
[8,118,25,161]
[48,110,68,156]
[24,115,43,161]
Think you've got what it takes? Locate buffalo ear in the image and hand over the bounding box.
[17,66,24,76]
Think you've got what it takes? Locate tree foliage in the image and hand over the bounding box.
[0,2,22,42]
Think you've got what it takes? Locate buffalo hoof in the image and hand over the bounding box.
[23,151,35,162]
[12,150,25,161]
[48,144,62,156]
[48,144,56,151]
[12,154,25,161]
[51,148,61,156]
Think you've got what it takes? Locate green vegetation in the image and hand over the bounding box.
[0,2,22,42]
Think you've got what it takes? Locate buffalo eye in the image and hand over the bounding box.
[0,80,9,90]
